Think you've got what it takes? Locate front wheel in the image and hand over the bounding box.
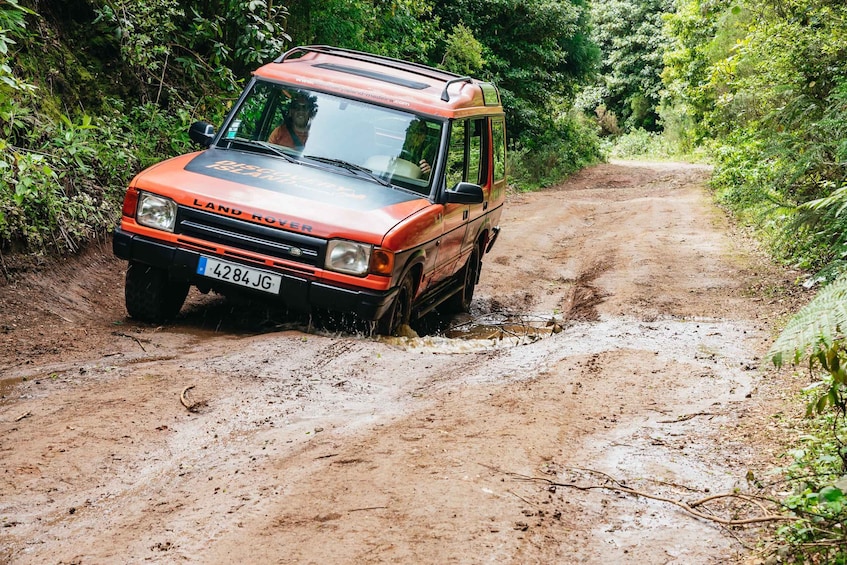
[125,263,189,323]
[376,274,414,336]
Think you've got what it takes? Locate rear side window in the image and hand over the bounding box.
[468,119,483,184]
[492,118,506,182]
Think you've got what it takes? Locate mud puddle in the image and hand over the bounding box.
[163,292,562,355]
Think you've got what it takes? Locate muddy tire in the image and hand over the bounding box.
[376,274,414,336]
[442,245,481,314]
[124,262,189,323]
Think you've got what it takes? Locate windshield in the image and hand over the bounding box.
[218,80,443,195]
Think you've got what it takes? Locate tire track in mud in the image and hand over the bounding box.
[560,259,614,322]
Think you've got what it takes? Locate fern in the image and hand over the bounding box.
[802,184,847,219]
[770,274,847,367]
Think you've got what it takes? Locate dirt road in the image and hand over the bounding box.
[0,161,806,564]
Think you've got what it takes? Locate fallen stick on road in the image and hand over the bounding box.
[180,385,200,412]
[112,331,148,352]
[491,465,795,527]
[658,411,716,423]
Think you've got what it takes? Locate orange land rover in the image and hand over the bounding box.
[112,45,507,335]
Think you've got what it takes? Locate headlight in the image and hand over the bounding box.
[136,192,177,232]
[326,240,372,276]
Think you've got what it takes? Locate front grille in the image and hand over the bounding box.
[176,206,325,267]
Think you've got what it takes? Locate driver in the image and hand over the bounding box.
[269,92,317,150]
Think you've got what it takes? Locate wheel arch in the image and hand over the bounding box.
[394,249,426,296]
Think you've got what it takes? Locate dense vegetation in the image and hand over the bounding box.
[3,0,847,559]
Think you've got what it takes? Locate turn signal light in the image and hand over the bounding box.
[370,249,394,276]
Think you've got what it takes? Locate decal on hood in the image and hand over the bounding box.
[184,149,418,211]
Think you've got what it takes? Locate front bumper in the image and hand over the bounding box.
[112,227,396,320]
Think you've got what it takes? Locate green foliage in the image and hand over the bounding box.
[441,24,484,76]
[93,0,184,98]
[605,129,677,160]
[190,0,289,78]
[0,129,113,254]
[661,0,741,144]
[655,99,700,155]
[93,0,289,103]
[775,407,847,564]
[771,276,847,370]
[589,0,675,132]
[432,0,599,140]
[787,177,847,280]
[0,0,34,89]
[509,111,602,191]
[287,0,367,50]
[0,0,36,140]
[364,0,439,60]
[663,0,847,275]
[288,0,439,62]
[768,275,847,562]
[0,102,194,254]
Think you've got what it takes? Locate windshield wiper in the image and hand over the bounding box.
[223,138,298,163]
[304,155,392,187]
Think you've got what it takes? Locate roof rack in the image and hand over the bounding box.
[440,76,473,102]
[275,45,463,86]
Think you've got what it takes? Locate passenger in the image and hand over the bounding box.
[402,119,437,177]
[269,92,317,150]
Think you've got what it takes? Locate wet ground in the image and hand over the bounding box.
[0,161,810,563]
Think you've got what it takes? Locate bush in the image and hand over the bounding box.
[0,100,197,255]
[769,276,847,563]
[604,127,710,162]
[509,113,603,191]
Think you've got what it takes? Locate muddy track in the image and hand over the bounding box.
[0,161,809,564]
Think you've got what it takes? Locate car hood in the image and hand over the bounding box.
[131,148,431,243]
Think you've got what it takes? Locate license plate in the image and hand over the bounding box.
[196,256,282,294]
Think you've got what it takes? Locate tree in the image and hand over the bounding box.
[286,0,438,62]
[441,23,484,76]
[431,0,599,139]
[590,0,674,132]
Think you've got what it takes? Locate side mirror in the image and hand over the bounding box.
[444,181,484,204]
[189,121,216,147]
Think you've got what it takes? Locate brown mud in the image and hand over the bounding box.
[0,161,810,564]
